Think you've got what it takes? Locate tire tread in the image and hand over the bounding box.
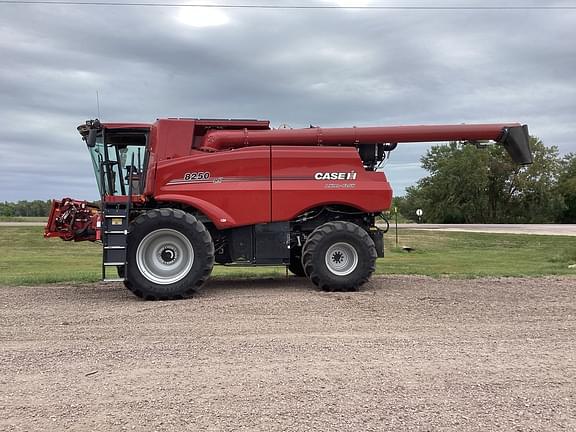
[124,208,214,300]
[302,221,376,292]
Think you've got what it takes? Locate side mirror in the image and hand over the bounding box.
[87,128,98,148]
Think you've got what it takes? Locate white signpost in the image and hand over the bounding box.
[416,208,423,223]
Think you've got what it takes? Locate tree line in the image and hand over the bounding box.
[0,200,53,217]
[395,137,576,223]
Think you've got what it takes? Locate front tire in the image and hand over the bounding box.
[301,221,376,292]
[124,208,214,300]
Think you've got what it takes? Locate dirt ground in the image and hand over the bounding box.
[1,276,574,432]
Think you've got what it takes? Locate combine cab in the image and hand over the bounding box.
[46,118,532,300]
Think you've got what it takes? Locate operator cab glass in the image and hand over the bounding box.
[88,135,105,195]
[87,129,149,197]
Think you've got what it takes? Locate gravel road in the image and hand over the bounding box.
[395,224,576,236]
[4,221,576,236]
[1,276,575,431]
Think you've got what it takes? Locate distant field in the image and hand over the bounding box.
[0,226,574,286]
[380,229,576,277]
[0,216,47,223]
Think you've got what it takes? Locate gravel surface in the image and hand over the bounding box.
[1,276,575,431]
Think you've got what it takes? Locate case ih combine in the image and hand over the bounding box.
[45,118,532,300]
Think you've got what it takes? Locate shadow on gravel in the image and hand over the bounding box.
[32,275,384,304]
[53,277,312,302]
[203,276,307,292]
[201,276,381,297]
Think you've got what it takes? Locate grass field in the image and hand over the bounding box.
[381,229,576,277]
[0,216,47,223]
[0,226,575,286]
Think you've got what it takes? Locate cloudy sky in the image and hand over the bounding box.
[1,0,575,202]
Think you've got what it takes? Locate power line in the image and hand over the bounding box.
[0,1,575,10]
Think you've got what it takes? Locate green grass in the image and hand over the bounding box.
[0,216,47,222]
[380,229,576,277]
[0,226,102,285]
[0,226,574,286]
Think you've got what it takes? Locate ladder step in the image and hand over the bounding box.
[102,203,130,283]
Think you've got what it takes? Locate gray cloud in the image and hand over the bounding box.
[0,1,575,201]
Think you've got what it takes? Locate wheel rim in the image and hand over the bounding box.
[325,242,358,276]
[136,229,194,285]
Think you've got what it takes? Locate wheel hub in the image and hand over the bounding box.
[160,246,177,264]
[331,251,344,264]
[136,229,194,285]
[325,242,359,276]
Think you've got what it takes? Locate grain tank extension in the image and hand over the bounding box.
[45,118,532,300]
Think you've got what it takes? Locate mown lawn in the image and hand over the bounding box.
[379,229,576,277]
[0,226,574,285]
[0,216,47,222]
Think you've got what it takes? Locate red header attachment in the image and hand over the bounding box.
[44,198,101,242]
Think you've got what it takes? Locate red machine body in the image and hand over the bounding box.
[154,145,391,229]
[150,120,527,229]
[45,117,532,300]
[45,118,531,237]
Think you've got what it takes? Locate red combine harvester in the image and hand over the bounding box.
[45,118,532,300]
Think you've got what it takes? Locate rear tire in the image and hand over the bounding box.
[288,247,306,277]
[124,208,214,300]
[301,221,376,292]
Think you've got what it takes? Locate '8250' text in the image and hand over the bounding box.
[183,172,210,181]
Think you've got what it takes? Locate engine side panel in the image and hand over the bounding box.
[271,146,393,221]
[154,145,393,229]
[154,146,271,228]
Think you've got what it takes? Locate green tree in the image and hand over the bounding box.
[402,137,564,223]
[557,153,576,223]
[0,201,16,217]
[0,200,52,217]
